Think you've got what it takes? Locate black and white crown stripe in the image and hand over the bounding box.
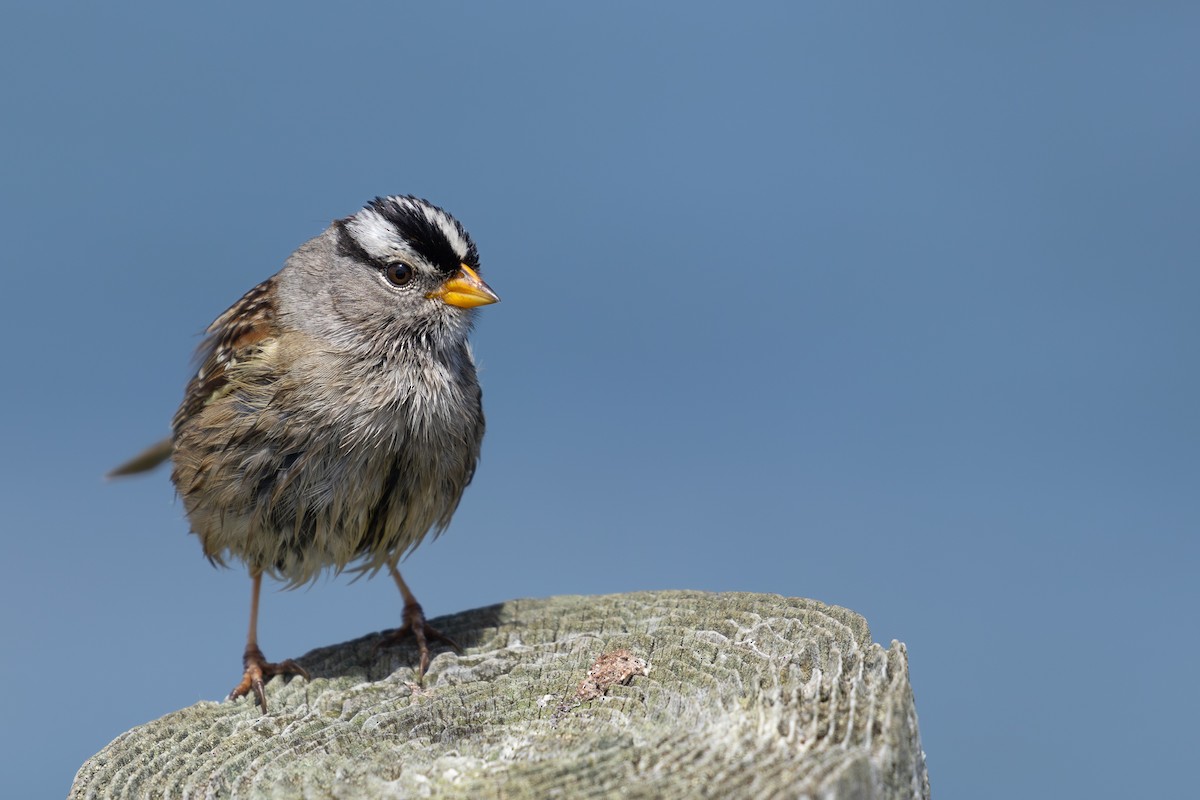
[337,196,480,277]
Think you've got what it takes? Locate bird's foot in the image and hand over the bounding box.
[376,601,462,682]
[228,644,310,714]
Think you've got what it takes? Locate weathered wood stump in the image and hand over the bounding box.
[71,591,930,798]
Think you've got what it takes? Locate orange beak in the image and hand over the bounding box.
[426,264,500,309]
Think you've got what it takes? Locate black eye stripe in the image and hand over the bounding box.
[369,196,480,275]
[335,220,388,269]
[336,197,482,278]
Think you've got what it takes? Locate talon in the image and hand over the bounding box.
[376,601,461,682]
[228,646,309,714]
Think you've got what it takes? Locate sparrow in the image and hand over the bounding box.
[111,195,499,712]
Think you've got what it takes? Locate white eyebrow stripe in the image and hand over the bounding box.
[421,203,470,261]
[344,196,474,270]
[345,208,401,260]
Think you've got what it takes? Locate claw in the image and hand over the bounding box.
[229,645,309,713]
[375,601,461,682]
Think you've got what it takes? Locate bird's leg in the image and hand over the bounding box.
[376,564,461,681]
[228,570,309,713]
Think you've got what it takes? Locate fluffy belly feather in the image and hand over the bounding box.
[173,370,481,586]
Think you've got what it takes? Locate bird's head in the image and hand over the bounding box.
[280,195,499,352]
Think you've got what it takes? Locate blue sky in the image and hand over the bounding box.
[2,3,1197,797]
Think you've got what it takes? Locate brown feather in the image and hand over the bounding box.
[173,278,278,433]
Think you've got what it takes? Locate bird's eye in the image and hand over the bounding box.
[384,262,414,286]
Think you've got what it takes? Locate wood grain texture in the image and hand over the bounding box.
[70,591,930,799]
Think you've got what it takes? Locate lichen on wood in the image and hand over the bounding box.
[70,591,930,799]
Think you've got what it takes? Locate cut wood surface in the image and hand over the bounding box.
[70,591,930,799]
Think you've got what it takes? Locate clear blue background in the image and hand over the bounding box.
[2,2,1196,797]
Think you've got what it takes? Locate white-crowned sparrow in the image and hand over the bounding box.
[111,195,499,712]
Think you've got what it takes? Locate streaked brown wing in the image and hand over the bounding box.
[173,278,278,432]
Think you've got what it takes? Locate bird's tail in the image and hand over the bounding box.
[107,437,174,478]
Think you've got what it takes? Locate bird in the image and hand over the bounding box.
[110,195,499,713]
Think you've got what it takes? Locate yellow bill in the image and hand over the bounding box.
[427,264,500,309]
